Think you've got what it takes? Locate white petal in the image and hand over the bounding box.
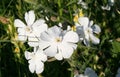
[33,19,48,37]
[83,39,90,46]
[63,31,79,43]
[17,28,26,34]
[28,42,39,47]
[25,10,35,26]
[67,26,71,31]
[36,66,44,74]
[84,67,98,77]
[29,61,35,73]
[48,26,62,37]
[89,20,93,27]
[101,5,111,11]
[36,50,47,62]
[67,43,77,49]
[90,34,100,44]
[78,17,89,29]
[18,34,27,42]
[24,51,33,60]
[35,61,44,74]
[59,43,74,58]
[44,43,57,57]
[14,19,26,27]
[40,31,54,41]
[55,52,63,60]
[92,24,101,34]
[81,2,88,9]
[84,29,90,41]
[39,41,51,49]
[28,35,39,47]
[58,23,62,27]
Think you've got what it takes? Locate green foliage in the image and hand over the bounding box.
[111,41,120,58]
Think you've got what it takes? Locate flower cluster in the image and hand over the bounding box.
[73,10,101,46]
[14,10,101,74]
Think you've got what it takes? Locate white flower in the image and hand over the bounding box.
[25,47,47,74]
[101,0,114,11]
[75,17,101,46]
[101,5,111,11]
[77,0,88,9]
[74,67,98,77]
[39,26,79,60]
[14,10,48,47]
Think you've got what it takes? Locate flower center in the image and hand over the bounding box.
[85,28,92,34]
[55,37,61,42]
[25,26,32,33]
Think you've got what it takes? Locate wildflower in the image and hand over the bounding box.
[75,17,101,46]
[25,47,47,74]
[101,0,114,11]
[14,10,48,46]
[77,0,88,9]
[74,67,98,77]
[101,5,111,11]
[39,26,79,60]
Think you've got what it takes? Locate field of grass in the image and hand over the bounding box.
[0,0,120,77]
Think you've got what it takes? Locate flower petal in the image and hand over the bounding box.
[55,52,63,60]
[24,51,33,60]
[39,41,51,49]
[89,20,93,27]
[78,17,89,29]
[36,50,47,62]
[83,39,90,46]
[14,19,26,27]
[48,26,62,37]
[44,43,57,57]
[63,31,79,43]
[28,35,39,47]
[29,61,35,73]
[17,28,25,34]
[28,42,39,47]
[91,24,101,34]
[32,19,46,28]
[25,10,35,26]
[35,61,44,74]
[59,43,74,58]
[18,34,27,42]
[40,31,54,41]
[32,19,48,37]
[90,34,100,44]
